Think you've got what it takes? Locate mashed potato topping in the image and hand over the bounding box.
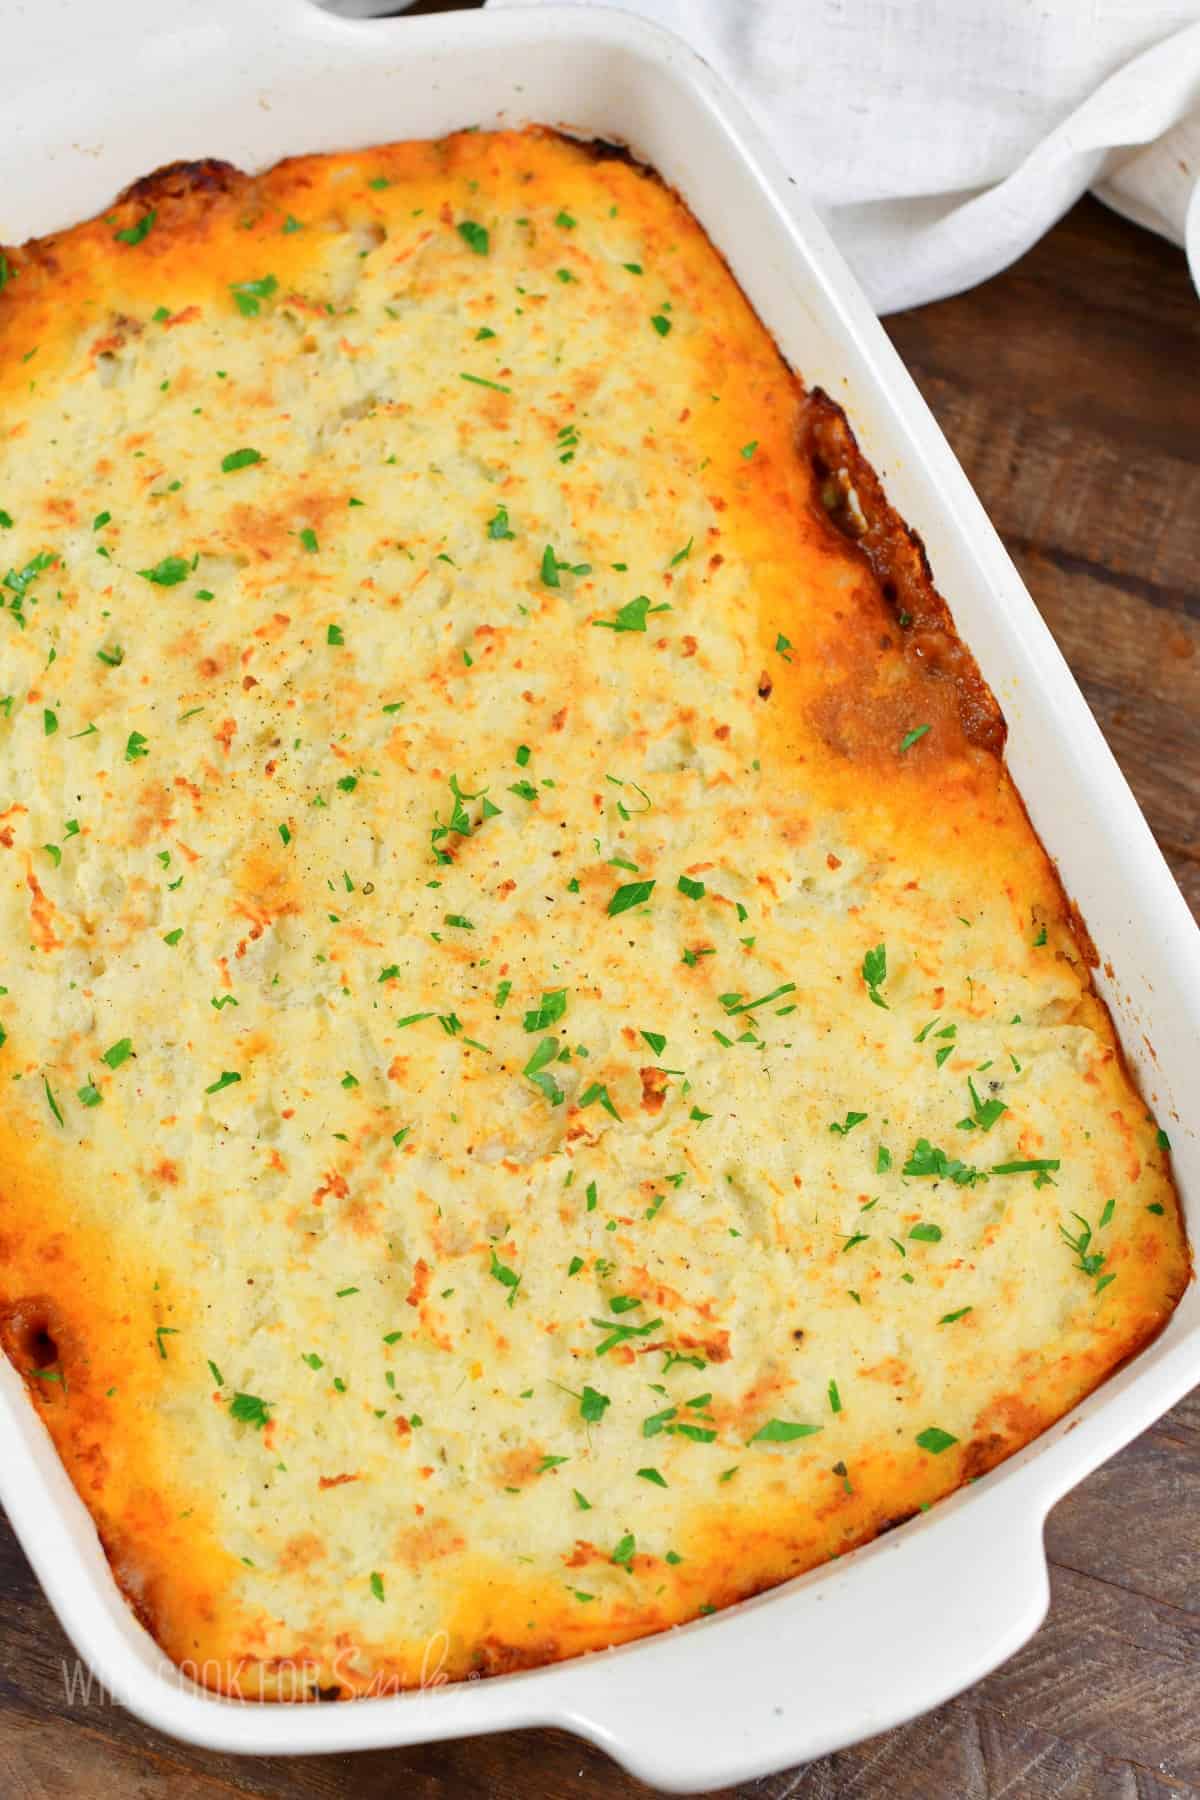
[0,128,1186,1695]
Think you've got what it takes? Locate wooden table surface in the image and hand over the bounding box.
[4,85,1199,1800]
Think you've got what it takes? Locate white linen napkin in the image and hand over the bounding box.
[487,0,1200,312]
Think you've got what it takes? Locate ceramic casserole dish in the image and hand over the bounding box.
[1,0,1198,1788]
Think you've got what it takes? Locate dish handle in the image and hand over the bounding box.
[547,1484,1051,1792]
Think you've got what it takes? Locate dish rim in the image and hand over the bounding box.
[2,2,1198,1789]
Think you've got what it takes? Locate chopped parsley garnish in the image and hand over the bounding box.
[611,1532,636,1569]
[1060,1210,1113,1293]
[718,982,795,1016]
[205,1070,242,1095]
[487,504,515,541]
[579,1082,619,1119]
[579,1385,609,1424]
[456,220,489,255]
[124,731,149,762]
[749,1419,822,1444]
[299,527,319,553]
[828,1380,842,1414]
[608,878,655,917]
[4,551,56,608]
[637,1467,668,1487]
[230,274,278,317]
[229,1391,271,1429]
[592,1313,663,1356]
[555,209,576,229]
[327,624,344,646]
[640,1029,666,1056]
[137,554,190,586]
[540,544,589,585]
[523,988,567,1032]
[957,1075,1008,1133]
[740,441,758,459]
[114,210,157,246]
[593,594,669,633]
[460,372,511,394]
[489,1248,520,1305]
[524,1037,564,1106]
[861,943,888,1008]
[829,1111,868,1136]
[899,724,931,753]
[650,314,671,337]
[220,447,263,473]
[902,1139,984,1186]
[369,1572,385,1602]
[915,1426,958,1454]
[908,1222,943,1243]
[939,1306,972,1324]
[101,1038,133,1069]
[676,875,705,901]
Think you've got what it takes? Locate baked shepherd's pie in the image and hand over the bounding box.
[0,128,1187,1696]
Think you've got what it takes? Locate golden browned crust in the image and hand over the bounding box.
[802,387,1006,759]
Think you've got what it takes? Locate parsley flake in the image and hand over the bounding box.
[138,555,189,587]
[229,1391,271,1429]
[220,447,263,473]
[114,210,157,247]
[456,220,489,255]
[749,1419,822,1444]
[608,878,655,917]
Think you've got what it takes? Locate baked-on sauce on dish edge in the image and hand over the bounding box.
[0,128,1188,1698]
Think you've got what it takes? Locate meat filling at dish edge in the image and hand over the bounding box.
[0,127,1187,1697]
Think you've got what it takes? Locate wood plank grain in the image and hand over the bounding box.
[1,191,1197,1800]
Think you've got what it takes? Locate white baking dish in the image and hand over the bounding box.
[3,1,1198,1788]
